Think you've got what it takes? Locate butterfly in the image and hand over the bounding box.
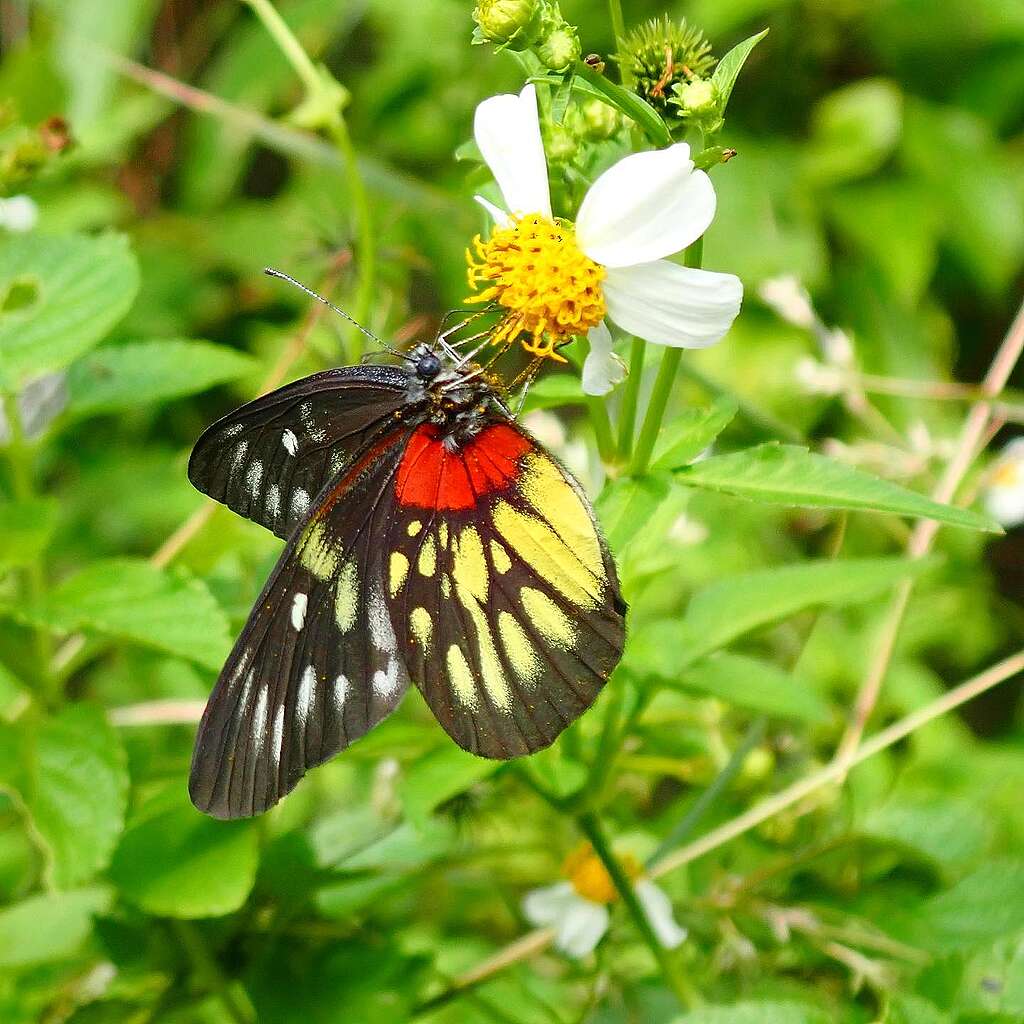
[187,281,626,819]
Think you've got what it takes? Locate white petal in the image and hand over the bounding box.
[582,320,626,396]
[554,900,610,958]
[604,260,742,349]
[576,144,716,268]
[474,84,551,219]
[474,194,511,227]
[636,880,688,949]
[522,882,579,927]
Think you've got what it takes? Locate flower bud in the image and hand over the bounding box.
[580,99,619,140]
[671,76,722,132]
[545,122,576,162]
[472,0,543,51]
[537,20,580,71]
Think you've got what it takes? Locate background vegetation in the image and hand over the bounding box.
[1,0,1023,1021]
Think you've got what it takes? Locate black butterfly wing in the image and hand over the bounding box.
[189,426,416,819]
[384,418,626,759]
[188,364,411,539]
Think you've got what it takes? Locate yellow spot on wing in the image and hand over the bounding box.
[410,606,432,651]
[335,560,359,633]
[498,611,541,683]
[453,526,488,602]
[299,521,341,580]
[441,573,451,598]
[418,534,437,577]
[447,645,477,708]
[519,453,605,579]
[438,522,449,548]
[521,587,577,649]
[407,520,423,537]
[389,552,409,597]
[493,500,601,609]
[490,540,512,574]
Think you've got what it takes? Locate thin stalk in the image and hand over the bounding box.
[616,336,645,460]
[242,0,321,94]
[630,240,703,475]
[2,391,53,698]
[576,811,700,1009]
[586,395,617,468]
[170,920,254,1024]
[608,0,630,84]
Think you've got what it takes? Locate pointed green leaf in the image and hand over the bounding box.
[677,444,999,531]
[712,29,770,114]
[651,397,738,471]
[597,473,672,550]
[572,64,673,147]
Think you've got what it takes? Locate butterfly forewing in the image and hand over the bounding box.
[384,419,626,758]
[188,365,410,539]
[189,426,415,819]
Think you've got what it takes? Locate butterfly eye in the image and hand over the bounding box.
[415,352,443,381]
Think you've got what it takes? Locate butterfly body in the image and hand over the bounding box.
[188,345,625,818]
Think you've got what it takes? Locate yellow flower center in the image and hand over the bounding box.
[562,842,642,904]
[992,461,1021,488]
[465,213,606,361]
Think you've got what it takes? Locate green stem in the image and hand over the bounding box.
[243,0,376,359]
[576,811,699,1009]
[608,0,630,83]
[2,391,53,698]
[586,395,617,468]
[630,239,703,475]
[616,336,645,460]
[170,920,254,1024]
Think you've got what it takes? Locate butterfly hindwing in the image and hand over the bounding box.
[385,419,626,759]
[189,426,415,819]
[188,365,411,539]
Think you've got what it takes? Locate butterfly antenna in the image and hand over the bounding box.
[264,268,402,357]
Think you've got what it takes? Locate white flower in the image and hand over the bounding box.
[468,85,743,396]
[522,842,687,958]
[984,438,1024,527]
[0,194,38,233]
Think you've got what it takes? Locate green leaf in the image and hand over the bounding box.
[0,498,59,573]
[677,444,999,532]
[110,785,259,918]
[597,473,672,550]
[711,28,769,115]
[673,1000,830,1024]
[0,662,28,722]
[0,886,112,968]
[0,703,128,887]
[651,397,738,471]
[0,233,140,390]
[7,559,231,670]
[629,557,930,672]
[399,746,497,826]
[572,64,673,147]
[522,371,585,412]
[915,859,1024,952]
[670,652,830,723]
[66,339,257,418]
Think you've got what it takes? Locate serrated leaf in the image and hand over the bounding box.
[66,339,256,418]
[7,559,231,670]
[0,703,128,888]
[651,397,738,471]
[110,785,259,918]
[597,473,672,550]
[399,746,497,826]
[0,232,139,390]
[711,29,770,114]
[0,886,112,968]
[670,652,830,723]
[677,444,998,532]
[630,557,931,672]
[0,498,59,573]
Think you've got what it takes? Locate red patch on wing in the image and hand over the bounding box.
[396,423,531,510]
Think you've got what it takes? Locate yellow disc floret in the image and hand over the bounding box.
[465,213,606,361]
[563,841,642,904]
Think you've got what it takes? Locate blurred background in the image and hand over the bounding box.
[1,0,1023,1021]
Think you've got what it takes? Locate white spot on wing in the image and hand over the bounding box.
[333,674,348,713]
[367,586,396,654]
[282,429,299,456]
[291,592,308,630]
[231,440,249,475]
[272,704,284,766]
[252,683,268,756]
[245,459,263,496]
[297,665,316,727]
[291,488,310,520]
[266,483,281,517]
[223,423,243,438]
[373,659,400,697]
[329,450,345,475]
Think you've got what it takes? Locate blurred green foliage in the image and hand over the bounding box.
[0,0,1023,1021]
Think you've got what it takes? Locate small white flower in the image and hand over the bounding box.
[468,85,743,396]
[984,438,1024,527]
[0,194,39,233]
[522,842,687,958]
[758,275,816,330]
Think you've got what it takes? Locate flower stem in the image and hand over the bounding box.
[576,810,700,1009]
[630,239,702,475]
[242,0,320,94]
[586,395,617,468]
[607,0,631,84]
[616,336,646,460]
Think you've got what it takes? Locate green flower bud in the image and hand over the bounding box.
[670,76,723,133]
[472,0,543,52]
[537,20,580,71]
[616,15,716,114]
[580,98,619,140]
[545,122,576,162]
